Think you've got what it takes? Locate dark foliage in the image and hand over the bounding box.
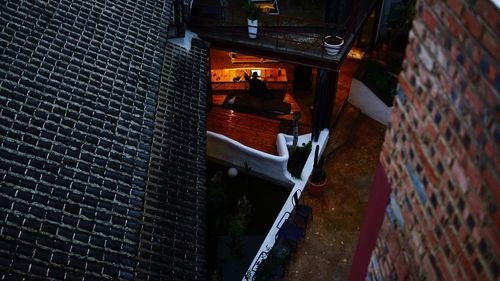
[287,141,312,178]
[253,244,290,281]
[356,59,398,107]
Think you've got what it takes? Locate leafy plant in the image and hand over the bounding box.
[236,194,252,219]
[310,145,325,184]
[382,0,416,52]
[287,141,312,179]
[228,216,246,240]
[253,244,290,281]
[243,2,262,20]
[387,0,415,32]
[361,59,398,103]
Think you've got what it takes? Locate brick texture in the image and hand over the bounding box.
[367,0,499,280]
[0,0,207,280]
[135,40,208,281]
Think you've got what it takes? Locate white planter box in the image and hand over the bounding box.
[348,78,392,125]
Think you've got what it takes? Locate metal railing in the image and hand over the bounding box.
[190,0,375,61]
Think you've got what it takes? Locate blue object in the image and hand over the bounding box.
[292,190,313,230]
[276,218,305,248]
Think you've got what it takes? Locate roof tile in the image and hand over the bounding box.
[0,0,177,279]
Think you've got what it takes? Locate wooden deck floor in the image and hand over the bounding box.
[207,107,281,155]
[207,50,360,155]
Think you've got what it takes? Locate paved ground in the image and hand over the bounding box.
[282,105,387,281]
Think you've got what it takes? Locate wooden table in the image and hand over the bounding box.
[211,68,287,90]
[207,107,281,155]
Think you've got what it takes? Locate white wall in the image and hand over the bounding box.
[207,131,295,187]
[348,78,391,125]
[207,129,330,280]
[243,129,330,280]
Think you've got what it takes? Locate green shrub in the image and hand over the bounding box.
[287,141,312,178]
[243,2,262,20]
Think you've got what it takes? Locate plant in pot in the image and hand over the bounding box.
[307,145,326,197]
[243,2,262,39]
[357,58,398,106]
[287,141,312,179]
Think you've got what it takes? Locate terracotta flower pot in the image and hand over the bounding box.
[307,176,327,197]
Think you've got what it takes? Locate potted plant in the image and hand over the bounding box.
[287,141,312,179]
[243,2,262,39]
[307,145,326,196]
[324,35,344,56]
[349,58,398,125]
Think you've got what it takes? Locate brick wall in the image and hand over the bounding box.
[367,0,499,280]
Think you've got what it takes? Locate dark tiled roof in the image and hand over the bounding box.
[0,0,207,280]
[135,39,208,281]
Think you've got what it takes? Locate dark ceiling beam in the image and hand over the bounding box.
[203,39,341,71]
[195,0,377,71]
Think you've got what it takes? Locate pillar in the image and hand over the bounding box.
[367,0,384,52]
[325,0,353,25]
[311,68,338,141]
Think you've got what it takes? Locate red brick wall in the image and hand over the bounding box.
[367,0,499,280]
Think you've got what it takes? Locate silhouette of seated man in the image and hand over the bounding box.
[244,71,268,98]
